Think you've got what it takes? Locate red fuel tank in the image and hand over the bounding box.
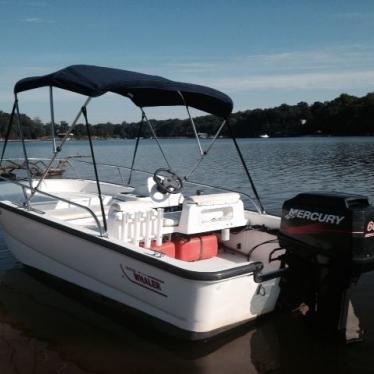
[174,235,218,261]
[141,241,176,258]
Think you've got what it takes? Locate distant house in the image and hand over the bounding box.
[197,132,208,139]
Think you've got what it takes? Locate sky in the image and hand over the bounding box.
[1,0,374,123]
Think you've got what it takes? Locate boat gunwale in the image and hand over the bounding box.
[0,201,264,281]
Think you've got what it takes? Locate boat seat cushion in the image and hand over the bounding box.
[110,200,154,212]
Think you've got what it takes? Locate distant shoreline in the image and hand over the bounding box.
[2,92,374,140]
[2,134,374,143]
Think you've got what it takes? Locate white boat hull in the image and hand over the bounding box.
[0,203,281,339]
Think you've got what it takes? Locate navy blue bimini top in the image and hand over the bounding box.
[14,65,233,118]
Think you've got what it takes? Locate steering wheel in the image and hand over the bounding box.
[153,168,183,194]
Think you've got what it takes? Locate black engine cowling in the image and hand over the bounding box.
[278,192,374,273]
[277,192,374,340]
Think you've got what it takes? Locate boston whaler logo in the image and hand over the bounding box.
[285,208,345,225]
[120,264,167,297]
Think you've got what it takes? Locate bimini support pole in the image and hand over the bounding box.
[184,118,226,179]
[27,96,92,201]
[128,112,145,185]
[81,105,108,235]
[49,86,57,153]
[0,100,17,166]
[141,108,171,169]
[14,94,33,198]
[177,91,204,156]
[226,120,265,214]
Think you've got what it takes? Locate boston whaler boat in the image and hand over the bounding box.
[0,65,285,339]
[1,65,374,340]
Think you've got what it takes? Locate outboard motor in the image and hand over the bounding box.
[278,192,374,341]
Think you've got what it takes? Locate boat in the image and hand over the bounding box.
[197,132,208,139]
[1,65,374,341]
[0,65,285,339]
[0,156,81,180]
[57,132,74,140]
[259,134,269,138]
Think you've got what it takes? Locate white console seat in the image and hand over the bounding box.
[187,192,241,206]
[162,192,247,235]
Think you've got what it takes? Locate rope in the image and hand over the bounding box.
[246,239,279,261]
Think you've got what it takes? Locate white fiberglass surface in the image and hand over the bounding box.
[0,176,279,274]
[39,216,272,274]
[35,178,133,196]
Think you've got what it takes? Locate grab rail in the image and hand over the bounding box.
[0,176,104,237]
[73,159,263,213]
[74,159,126,183]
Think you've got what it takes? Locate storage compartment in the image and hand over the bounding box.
[177,193,246,234]
[174,234,218,261]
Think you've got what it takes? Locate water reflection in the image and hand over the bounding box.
[0,268,259,373]
[0,266,373,373]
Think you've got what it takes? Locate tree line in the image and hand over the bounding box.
[0,92,374,139]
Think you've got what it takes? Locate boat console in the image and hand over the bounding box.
[107,188,248,252]
[105,170,249,254]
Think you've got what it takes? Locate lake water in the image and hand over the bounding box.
[1,137,374,373]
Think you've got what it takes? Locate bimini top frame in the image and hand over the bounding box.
[2,64,265,236]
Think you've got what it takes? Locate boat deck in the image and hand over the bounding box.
[0,178,281,274]
[40,209,279,274]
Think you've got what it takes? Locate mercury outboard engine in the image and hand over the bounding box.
[278,192,374,340]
